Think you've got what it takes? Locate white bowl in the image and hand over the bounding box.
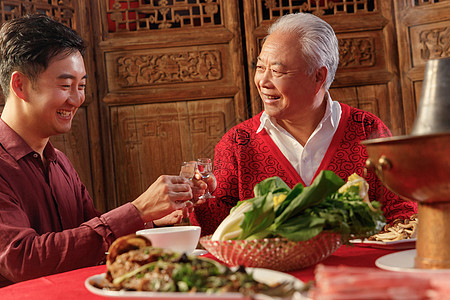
[136,226,201,254]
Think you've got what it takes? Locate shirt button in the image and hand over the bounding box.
[33,153,39,158]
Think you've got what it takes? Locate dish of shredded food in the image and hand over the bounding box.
[349,215,418,250]
[85,234,306,299]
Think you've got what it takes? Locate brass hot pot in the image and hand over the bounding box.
[362,57,450,269]
[362,133,450,269]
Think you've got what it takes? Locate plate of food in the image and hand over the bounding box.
[85,268,307,299]
[349,238,416,250]
[85,234,308,299]
[350,214,417,250]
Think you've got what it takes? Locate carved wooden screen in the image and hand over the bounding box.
[91,0,247,208]
[394,0,450,134]
[0,0,105,211]
[242,0,405,135]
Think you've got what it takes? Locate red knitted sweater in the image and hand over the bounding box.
[190,103,418,236]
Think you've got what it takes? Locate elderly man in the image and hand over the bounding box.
[190,12,417,236]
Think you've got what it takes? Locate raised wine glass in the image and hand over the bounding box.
[180,161,197,180]
[178,161,197,226]
[197,158,216,199]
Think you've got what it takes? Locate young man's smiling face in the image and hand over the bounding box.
[24,51,87,139]
[254,30,324,122]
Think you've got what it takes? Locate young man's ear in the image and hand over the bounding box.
[10,71,29,101]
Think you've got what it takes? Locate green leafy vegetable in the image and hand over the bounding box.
[211,170,385,243]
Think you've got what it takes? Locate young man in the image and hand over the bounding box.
[0,14,205,286]
[190,13,417,235]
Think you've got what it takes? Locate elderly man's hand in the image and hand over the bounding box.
[190,171,217,206]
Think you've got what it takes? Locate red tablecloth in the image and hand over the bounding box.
[0,245,396,299]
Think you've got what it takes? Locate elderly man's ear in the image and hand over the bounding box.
[9,71,30,101]
[314,66,328,93]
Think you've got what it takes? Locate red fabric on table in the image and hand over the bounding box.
[0,265,106,300]
[0,245,396,299]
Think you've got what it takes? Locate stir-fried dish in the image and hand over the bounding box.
[367,214,418,242]
[90,234,286,296]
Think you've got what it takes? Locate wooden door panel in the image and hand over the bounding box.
[330,84,392,126]
[185,98,236,158]
[110,98,235,206]
[91,0,247,208]
[394,0,450,134]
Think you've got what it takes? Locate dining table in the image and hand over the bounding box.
[0,244,401,299]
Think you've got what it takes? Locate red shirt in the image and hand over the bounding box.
[0,119,145,287]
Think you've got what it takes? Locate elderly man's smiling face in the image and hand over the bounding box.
[254,30,325,122]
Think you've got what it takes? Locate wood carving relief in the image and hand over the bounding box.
[122,115,176,147]
[0,0,75,26]
[339,37,376,68]
[419,27,449,60]
[116,50,222,87]
[413,0,442,6]
[257,35,377,69]
[410,22,450,67]
[107,0,222,32]
[120,112,224,150]
[259,0,375,19]
[102,0,244,206]
[190,113,225,157]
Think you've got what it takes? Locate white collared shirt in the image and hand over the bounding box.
[256,93,342,186]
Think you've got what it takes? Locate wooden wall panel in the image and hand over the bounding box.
[394,0,450,134]
[110,99,235,207]
[91,0,247,208]
[330,83,391,129]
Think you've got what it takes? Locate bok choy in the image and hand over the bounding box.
[211,170,384,242]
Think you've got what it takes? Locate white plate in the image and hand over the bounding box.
[85,268,308,299]
[376,249,450,273]
[350,238,416,250]
[192,249,208,256]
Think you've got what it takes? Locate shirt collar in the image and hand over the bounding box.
[257,92,337,133]
[0,118,57,162]
[256,111,275,133]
